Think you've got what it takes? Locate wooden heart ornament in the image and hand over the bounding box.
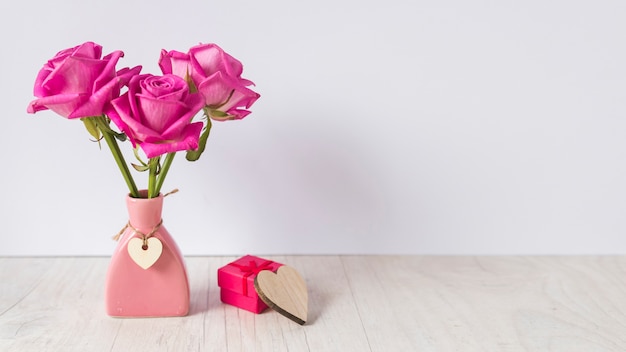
[254,265,308,325]
[127,237,163,270]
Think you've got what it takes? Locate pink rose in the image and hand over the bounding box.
[27,41,140,118]
[106,74,205,158]
[159,43,259,120]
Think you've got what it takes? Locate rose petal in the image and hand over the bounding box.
[108,92,163,147]
[116,65,143,88]
[107,73,206,157]
[28,42,136,119]
[140,75,187,101]
[106,93,137,147]
[159,93,204,139]
[196,71,232,106]
[188,44,222,82]
[139,121,204,158]
[68,65,142,119]
[136,95,190,133]
[221,84,260,111]
[92,50,125,92]
[197,71,260,112]
[28,93,85,117]
[41,56,106,96]
[72,42,102,59]
[187,43,246,89]
[32,65,54,97]
[224,108,252,120]
[158,50,190,78]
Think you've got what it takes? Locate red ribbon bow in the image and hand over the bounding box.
[230,259,274,296]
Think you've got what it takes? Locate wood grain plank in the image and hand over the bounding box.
[197,256,232,351]
[0,257,120,352]
[284,255,372,352]
[343,256,626,352]
[0,256,625,351]
[0,258,52,317]
[341,256,433,351]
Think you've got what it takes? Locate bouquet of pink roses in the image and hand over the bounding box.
[27,41,259,198]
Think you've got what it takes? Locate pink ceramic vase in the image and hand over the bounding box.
[105,191,190,317]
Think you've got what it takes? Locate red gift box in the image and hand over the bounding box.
[217,255,283,313]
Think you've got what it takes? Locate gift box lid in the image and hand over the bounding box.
[217,255,282,296]
[218,255,309,325]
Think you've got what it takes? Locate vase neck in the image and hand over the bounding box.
[126,193,163,233]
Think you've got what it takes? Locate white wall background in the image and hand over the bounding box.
[1,0,625,255]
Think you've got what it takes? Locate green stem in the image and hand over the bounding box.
[97,116,139,198]
[147,157,159,198]
[155,152,176,196]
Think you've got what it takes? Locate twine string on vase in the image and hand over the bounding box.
[113,219,163,242]
[111,188,177,241]
[163,188,179,197]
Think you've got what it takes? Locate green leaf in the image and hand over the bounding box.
[186,119,212,161]
[114,131,127,142]
[131,163,150,172]
[133,148,148,167]
[154,156,162,176]
[96,117,126,142]
[211,110,230,118]
[81,117,101,140]
[209,109,233,121]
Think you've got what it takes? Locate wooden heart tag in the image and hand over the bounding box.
[127,237,163,270]
[254,265,308,325]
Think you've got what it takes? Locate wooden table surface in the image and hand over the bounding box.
[1,256,625,351]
